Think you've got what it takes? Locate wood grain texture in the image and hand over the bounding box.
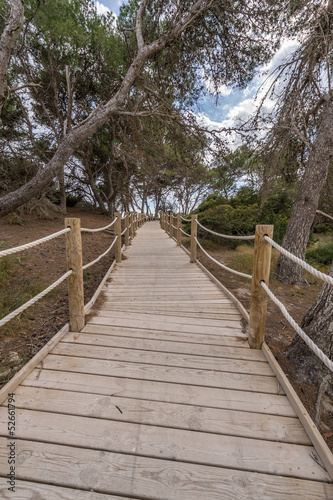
[1,439,332,499]
[21,369,296,416]
[1,220,331,497]
[9,386,309,444]
[65,217,85,331]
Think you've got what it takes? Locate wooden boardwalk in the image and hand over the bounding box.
[1,221,333,499]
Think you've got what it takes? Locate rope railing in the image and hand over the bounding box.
[260,281,333,373]
[196,219,255,240]
[180,228,190,237]
[180,215,190,222]
[0,270,72,328]
[0,228,70,258]
[83,237,118,271]
[81,217,117,233]
[264,235,333,287]
[195,237,252,280]
[1,211,146,332]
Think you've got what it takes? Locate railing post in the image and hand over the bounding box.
[130,212,134,239]
[169,212,173,237]
[190,214,197,263]
[125,212,130,246]
[115,212,122,263]
[177,213,181,246]
[248,224,274,349]
[65,218,85,331]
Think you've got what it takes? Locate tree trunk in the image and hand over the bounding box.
[0,0,206,217]
[58,167,67,215]
[275,99,333,284]
[0,0,24,119]
[286,262,333,394]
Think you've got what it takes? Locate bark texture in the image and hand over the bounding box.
[276,99,333,284]
[0,0,24,118]
[287,262,333,394]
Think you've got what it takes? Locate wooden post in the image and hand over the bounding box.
[190,214,198,263]
[130,212,134,239]
[115,212,122,263]
[125,212,130,246]
[65,218,85,331]
[169,212,173,237]
[177,213,181,246]
[248,225,274,349]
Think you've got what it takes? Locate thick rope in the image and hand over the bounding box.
[196,219,255,240]
[0,228,70,258]
[171,224,177,229]
[83,237,118,270]
[121,228,127,236]
[195,237,252,279]
[260,281,333,373]
[180,228,190,237]
[0,270,72,328]
[264,236,333,287]
[81,217,117,233]
[180,216,190,222]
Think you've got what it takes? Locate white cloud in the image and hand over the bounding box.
[196,39,301,150]
[205,78,232,97]
[95,1,111,16]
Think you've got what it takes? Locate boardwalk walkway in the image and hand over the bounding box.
[1,221,333,498]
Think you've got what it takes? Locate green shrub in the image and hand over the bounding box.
[306,242,333,266]
[313,223,333,234]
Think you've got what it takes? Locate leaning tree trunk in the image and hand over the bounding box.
[287,261,333,393]
[275,99,333,284]
[58,167,67,215]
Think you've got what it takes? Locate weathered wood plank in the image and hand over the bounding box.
[81,324,249,346]
[22,368,295,416]
[1,439,332,498]
[0,479,132,500]
[0,408,325,479]
[9,386,308,444]
[88,315,245,336]
[37,354,281,393]
[52,342,272,375]
[63,332,263,359]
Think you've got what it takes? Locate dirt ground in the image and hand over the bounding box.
[1,211,332,452]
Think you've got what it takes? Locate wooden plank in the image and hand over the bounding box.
[37,354,281,394]
[102,307,244,322]
[10,385,309,444]
[0,479,133,500]
[262,342,333,480]
[89,315,244,335]
[52,342,272,376]
[0,408,324,480]
[63,332,264,359]
[95,310,243,328]
[1,439,332,500]
[81,324,249,347]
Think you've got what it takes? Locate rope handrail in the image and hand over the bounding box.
[196,219,255,241]
[171,224,177,230]
[195,237,252,279]
[121,228,127,236]
[0,228,70,258]
[81,217,117,233]
[83,236,118,271]
[264,236,333,287]
[0,270,72,328]
[180,228,190,237]
[260,281,333,373]
[180,216,190,222]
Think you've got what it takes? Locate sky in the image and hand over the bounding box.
[94,1,299,148]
